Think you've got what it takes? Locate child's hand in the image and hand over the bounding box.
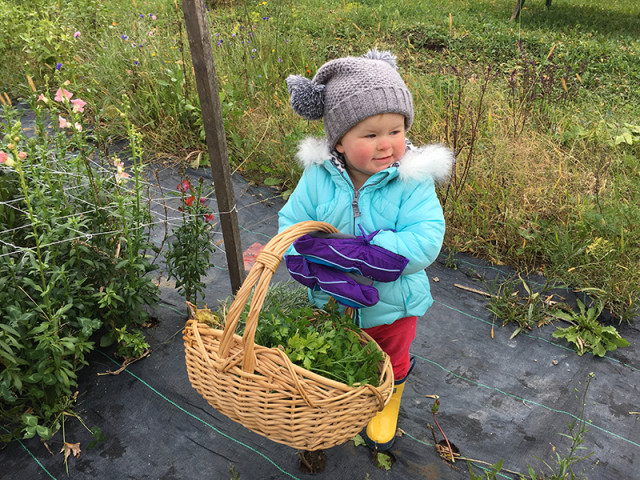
[293,230,409,282]
[285,255,379,308]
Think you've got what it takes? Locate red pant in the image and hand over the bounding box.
[363,316,417,381]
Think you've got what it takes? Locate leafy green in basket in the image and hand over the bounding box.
[209,282,384,387]
[244,299,384,387]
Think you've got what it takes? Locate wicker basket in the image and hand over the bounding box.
[183,221,394,451]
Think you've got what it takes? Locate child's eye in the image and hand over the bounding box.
[365,134,376,138]
[390,130,401,135]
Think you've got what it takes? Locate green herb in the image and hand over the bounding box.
[241,300,383,387]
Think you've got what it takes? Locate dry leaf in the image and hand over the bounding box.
[61,442,81,462]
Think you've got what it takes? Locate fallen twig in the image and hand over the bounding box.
[98,349,151,375]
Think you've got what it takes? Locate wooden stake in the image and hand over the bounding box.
[181,0,244,293]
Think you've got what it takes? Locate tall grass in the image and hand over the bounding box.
[1,0,639,319]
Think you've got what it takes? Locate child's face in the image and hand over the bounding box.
[335,113,406,190]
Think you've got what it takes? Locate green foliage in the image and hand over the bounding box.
[239,299,384,387]
[552,299,630,357]
[468,459,503,479]
[164,177,216,304]
[0,91,158,442]
[486,276,560,338]
[2,0,639,323]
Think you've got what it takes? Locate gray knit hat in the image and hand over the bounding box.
[286,50,414,150]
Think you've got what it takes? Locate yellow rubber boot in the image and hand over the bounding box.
[362,380,406,450]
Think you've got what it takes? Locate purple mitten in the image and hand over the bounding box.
[293,229,409,282]
[285,255,379,308]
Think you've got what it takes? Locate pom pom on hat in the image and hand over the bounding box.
[363,49,397,69]
[286,75,326,121]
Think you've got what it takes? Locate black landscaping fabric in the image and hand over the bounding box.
[1,162,639,480]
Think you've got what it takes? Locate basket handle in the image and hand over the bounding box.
[218,221,340,373]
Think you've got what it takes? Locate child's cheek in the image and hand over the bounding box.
[351,144,372,163]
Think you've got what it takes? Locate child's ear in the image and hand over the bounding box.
[335,141,345,153]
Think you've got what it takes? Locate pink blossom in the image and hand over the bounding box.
[114,158,130,183]
[71,98,86,113]
[74,31,81,38]
[17,151,27,160]
[0,151,14,167]
[115,171,130,183]
[58,115,72,129]
[177,179,191,192]
[37,94,47,103]
[54,87,73,102]
[74,123,83,132]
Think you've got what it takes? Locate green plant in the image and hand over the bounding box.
[221,294,384,387]
[468,459,503,479]
[552,299,629,357]
[613,123,640,146]
[534,373,596,479]
[164,176,216,304]
[250,300,384,386]
[0,88,158,443]
[486,275,560,338]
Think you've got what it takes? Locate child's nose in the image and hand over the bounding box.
[377,137,391,150]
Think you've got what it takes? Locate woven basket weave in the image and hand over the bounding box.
[183,221,394,451]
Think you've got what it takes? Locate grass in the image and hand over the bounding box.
[1,0,639,321]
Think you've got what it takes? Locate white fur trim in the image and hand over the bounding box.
[295,137,331,168]
[397,144,454,184]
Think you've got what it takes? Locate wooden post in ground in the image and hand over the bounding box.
[181,0,244,293]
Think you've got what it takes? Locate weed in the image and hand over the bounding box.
[552,298,630,357]
[486,275,561,338]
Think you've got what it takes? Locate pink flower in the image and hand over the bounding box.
[0,151,14,167]
[74,123,83,132]
[116,171,130,183]
[199,197,206,205]
[113,158,130,183]
[177,179,191,192]
[59,115,71,129]
[74,31,81,38]
[37,94,47,103]
[204,213,215,222]
[54,87,73,102]
[71,98,86,113]
[17,151,27,160]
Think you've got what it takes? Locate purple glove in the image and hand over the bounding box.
[292,228,409,282]
[285,255,379,308]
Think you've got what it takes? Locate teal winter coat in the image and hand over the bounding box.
[278,138,454,329]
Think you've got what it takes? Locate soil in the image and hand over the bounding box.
[298,450,327,474]
[372,449,396,470]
